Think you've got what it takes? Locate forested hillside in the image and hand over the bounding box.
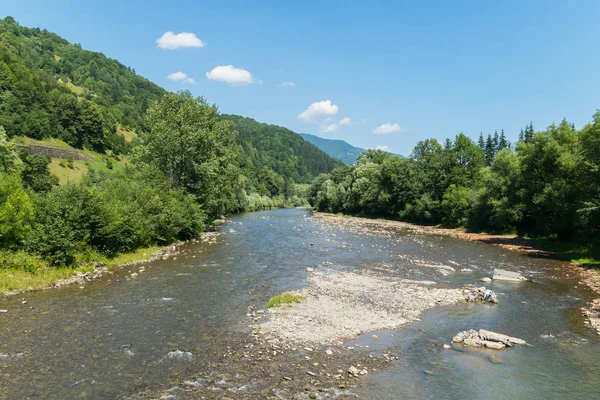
[0,16,165,154]
[299,133,366,164]
[0,17,340,192]
[223,115,342,187]
[310,117,600,251]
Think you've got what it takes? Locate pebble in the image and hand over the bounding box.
[325,349,333,355]
[0,310,7,313]
[480,277,492,283]
[306,267,314,272]
[371,334,379,340]
[443,344,451,350]
[488,355,503,364]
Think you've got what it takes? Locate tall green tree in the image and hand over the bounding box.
[133,91,238,219]
[498,129,509,150]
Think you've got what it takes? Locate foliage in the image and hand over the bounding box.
[24,167,204,265]
[309,116,600,247]
[18,150,59,192]
[133,91,238,219]
[0,249,43,273]
[0,126,16,171]
[0,173,34,248]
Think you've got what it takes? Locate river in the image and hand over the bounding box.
[1,208,599,399]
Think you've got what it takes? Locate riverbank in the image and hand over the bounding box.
[314,212,600,335]
[0,232,220,297]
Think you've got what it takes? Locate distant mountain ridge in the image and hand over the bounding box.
[300,133,403,164]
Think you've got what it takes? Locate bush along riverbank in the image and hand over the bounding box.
[0,92,315,296]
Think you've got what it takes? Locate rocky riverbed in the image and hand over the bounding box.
[259,270,464,344]
[314,213,600,336]
[132,331,393,400]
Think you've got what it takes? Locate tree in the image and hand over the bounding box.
[524,122,534,143]
[18,150,59,193]
[577,111,600,237]
[493,130,499,150]
[484,134,495,165]
[0,172,34,248]
[0,126,16,172]
[498,129,509,150]
[132,91,238,219]
[478,133,485,150]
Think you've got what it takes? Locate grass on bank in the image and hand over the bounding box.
[267,292,306,308]
[49,158,126,185]
[0,245,163,296]
[532,237,600,268]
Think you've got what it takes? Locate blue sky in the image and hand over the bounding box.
[3,0,600,155]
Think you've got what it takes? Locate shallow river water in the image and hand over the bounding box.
[1,208,599,399]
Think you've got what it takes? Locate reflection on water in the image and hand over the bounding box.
[0,208,598,399]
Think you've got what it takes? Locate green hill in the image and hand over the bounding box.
[224,116,342,184]
[0,16,165,155]
[0,17,340,193]
[300,133,366,164]
[300,133,404,164]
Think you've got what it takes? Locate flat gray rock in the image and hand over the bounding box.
[493,269,524,282]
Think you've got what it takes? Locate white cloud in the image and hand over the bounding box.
[321,123,339,133]
[339,117,351,125]
[298,100,339,123]
[278,81,296,87]
[157,31,204,49]
[372,122,405,134]
[375,145,389,151]
[166,71,195,84]
[206,65,256,86]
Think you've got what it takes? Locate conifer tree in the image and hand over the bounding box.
[525,122,534,142]
[484,134,495,165]
[498,129,508,150]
